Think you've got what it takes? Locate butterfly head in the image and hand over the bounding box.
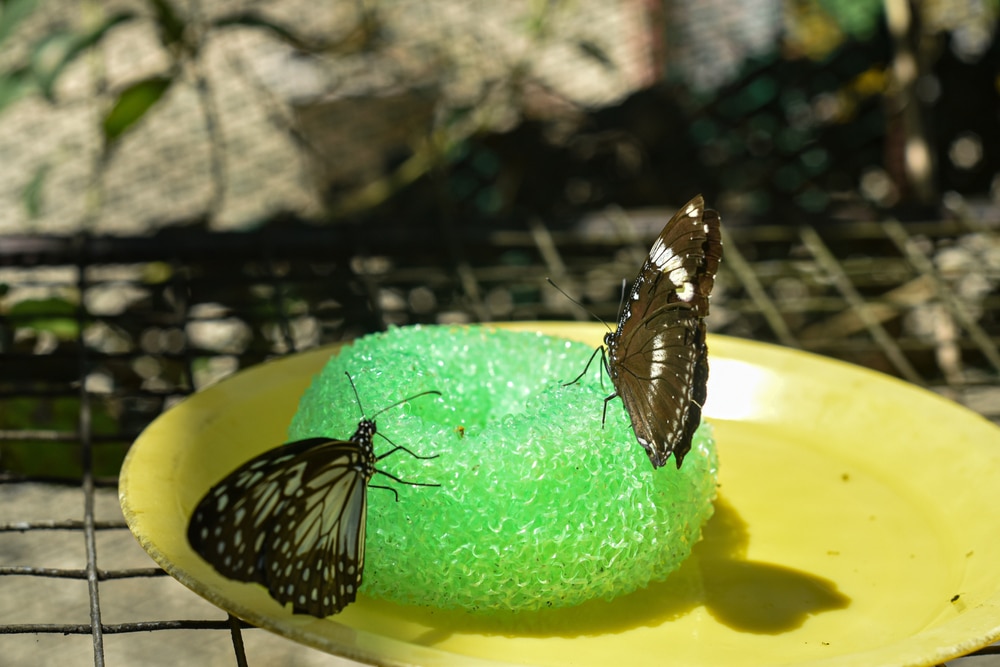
[344,418,378,477]
[352,418,377,444]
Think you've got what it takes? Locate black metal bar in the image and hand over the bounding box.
[0,620,253,635]
[227,614,250,667]
[0,217,985,267]
[76,256,106,667]
[0,566,167,580]
[0,520,127,531]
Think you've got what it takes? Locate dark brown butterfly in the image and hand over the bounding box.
[576,195,722,469]
[187,374,439,617]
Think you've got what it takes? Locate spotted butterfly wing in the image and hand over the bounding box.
[188,422,378,617]
[604,194,722,469]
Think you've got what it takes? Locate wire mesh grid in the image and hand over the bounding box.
[2,204,1000,665]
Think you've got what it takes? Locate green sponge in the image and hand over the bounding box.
[288,325,718,613]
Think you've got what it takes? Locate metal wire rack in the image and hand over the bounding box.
[2,202,1000,665]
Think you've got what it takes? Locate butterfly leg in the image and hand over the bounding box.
[369,484,401,502]
[371,469,440,501]
[600,390,619,428]
[375,438,439,463]
[565,345,607,388]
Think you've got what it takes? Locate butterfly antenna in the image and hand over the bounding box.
[545,278,613,334]
[371,390,442,420]
[344,371,366,418]
[615,278,627,325]
[343,371,441,419]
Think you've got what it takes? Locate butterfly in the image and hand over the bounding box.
[187,373,440,618]
[573,195,722,469]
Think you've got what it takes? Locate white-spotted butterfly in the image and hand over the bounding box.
[573,195,722,469]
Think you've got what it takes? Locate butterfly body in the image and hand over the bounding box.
[601,195,722,469]
[187,381,439,618]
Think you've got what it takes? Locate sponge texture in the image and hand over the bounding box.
[288,325,718,613]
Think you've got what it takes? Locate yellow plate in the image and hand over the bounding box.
[120,322,1000,666]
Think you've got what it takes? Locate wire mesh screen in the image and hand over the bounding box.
[1,0,1000,664]
[4,209,1000,664]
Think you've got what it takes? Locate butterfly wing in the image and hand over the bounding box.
[187,435,372,617]
[609,314,708,468]
[606,195,722,469]
[642,195,721,317]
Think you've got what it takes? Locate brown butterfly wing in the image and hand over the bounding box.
[642,195,721,317]
[605,195,722,469]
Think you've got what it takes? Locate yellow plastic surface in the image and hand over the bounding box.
[120,323,1000,666]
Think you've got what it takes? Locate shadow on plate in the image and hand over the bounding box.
[401,495,851,642]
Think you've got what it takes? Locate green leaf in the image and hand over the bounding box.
[0,396,127,479]
[0,67,35,114]
[103,76,172,143]
[7,297,78,339]
[32,12,134,100]
[818,0,883,39]
[147,0,186,48]
[30,31,75,96]
[22,163,48,218]
[0,440,131,479]
[0,0,38,46]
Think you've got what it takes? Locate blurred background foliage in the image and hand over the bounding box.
[0,0,998,478]
[0,0,996,234]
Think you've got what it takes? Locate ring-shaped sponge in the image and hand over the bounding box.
[288,325,718,613]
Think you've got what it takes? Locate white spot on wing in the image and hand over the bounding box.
[649,237,684,272]
[676,282,695,302]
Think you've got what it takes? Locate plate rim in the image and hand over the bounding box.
[120,323,1000,667]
